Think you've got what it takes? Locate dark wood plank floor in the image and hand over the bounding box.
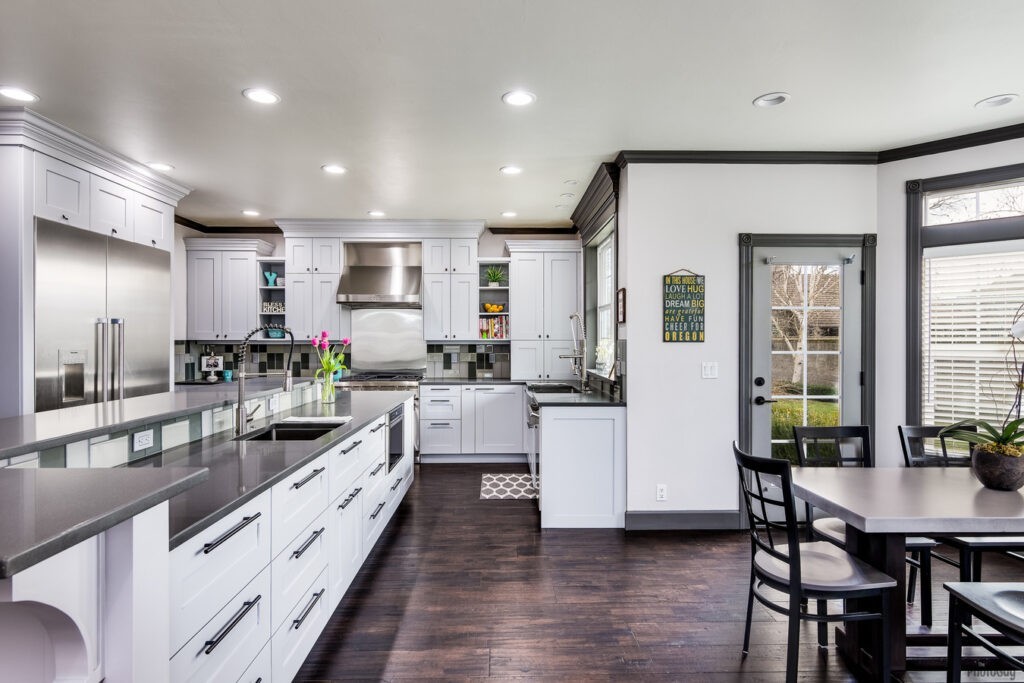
[296,463,1022,682]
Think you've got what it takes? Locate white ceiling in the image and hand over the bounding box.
[3,0,1023,228]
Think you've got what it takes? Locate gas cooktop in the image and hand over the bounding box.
[335,371,424,391]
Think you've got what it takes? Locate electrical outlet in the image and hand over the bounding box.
[133,429,154,452]
[268,394,280,414]
[656,484,667,502]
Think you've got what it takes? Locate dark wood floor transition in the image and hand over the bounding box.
[295,463,1021,682]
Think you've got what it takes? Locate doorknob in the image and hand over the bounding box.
[753,396,777,405]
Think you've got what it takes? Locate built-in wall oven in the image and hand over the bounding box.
[387,403,405,473]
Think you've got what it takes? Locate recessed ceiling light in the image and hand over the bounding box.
[0,86,39,102]
[501,211,517,218]
[147,162,174,172]
[242,87,281,104]
[500,166,522,175]
[501,90,536,106]
[560,193,575,199]
[241,209,260,217]
[321,163,347,175]
[555,204,569,210]
[752,91,791,108]
[564,179,578,185]
[975,93,1020,109]
[367,210,386,218]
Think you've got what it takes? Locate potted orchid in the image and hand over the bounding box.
[312,331,350,403]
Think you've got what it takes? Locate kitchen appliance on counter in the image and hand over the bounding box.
[34,219,171,412]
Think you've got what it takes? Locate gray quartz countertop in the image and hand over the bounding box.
[0,466,208,578]
[531,392,626,407]
[0,379,314,462]
[420,378,525,385]
[129,390,413,550]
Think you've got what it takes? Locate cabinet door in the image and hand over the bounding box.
[312,274,341,338]
[449,238,478,273]
[510,253,544,339]
[286,238,312,273]
[475,386,524,453]
[543,251,580,340]
[460,388,476,453]
[422,274,451,340]
[286,274,314,341]
[544,340,576,381]
[90,176,133,240]
[133,194,173,250]
[421,238,450,273]
[186,251,221,340]
[511,340,544,380]
[312,237,341,273]
[449,273,478,341]
[222,252,257,340]
[34,152,90,229]
[329,478,363,609]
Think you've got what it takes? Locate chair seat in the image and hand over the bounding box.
[754,541,897,593]
[940,536,1024,549]
[946,582,1024,636]
[813,517,936,550]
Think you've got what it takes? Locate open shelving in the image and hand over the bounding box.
[256,257,287,341]
[478,257,510,341]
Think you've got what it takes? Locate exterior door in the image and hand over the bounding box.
[750,245,863,462]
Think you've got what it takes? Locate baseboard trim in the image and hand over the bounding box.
[625,510,741,531]
[419,454,527,464]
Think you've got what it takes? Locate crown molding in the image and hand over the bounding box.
[615,150,878,166]
[275,218,485,239]
[0,106,192,205]
[184,238,274,255]
[877,122,1024,164]
[505,239,581,253]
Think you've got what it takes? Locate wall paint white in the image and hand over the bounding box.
[621,163,877,512]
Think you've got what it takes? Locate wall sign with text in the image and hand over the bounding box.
[663,271,705,342]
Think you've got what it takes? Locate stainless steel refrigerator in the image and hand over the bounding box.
[34,218,171,412]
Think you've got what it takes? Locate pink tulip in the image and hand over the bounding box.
[310,338,318,348]
[320,330,329,339]
[341,337,350,346]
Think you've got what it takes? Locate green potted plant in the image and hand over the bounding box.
[940,418,1024,490]
[485,266,507,287]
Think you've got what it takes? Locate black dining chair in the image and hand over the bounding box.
[899,424,1024,585]
[946,582,1024,681]
[793,425,938,628]
[734,442,896,683]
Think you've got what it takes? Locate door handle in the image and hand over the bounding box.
[753,396,778,405]
[97,318,108,402]
[111,318,125,400]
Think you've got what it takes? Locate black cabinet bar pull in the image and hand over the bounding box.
[292,589,325,630]
[390,477,403,491]
[430,387,452,391]
[203,594,261,655]
[341,440,362,455]
[203,512,262,554]
[338,487,362,509]
[370,462,385,476]
[370,422,386,433]
[291,527,325,559]
[291,467,326,490]
[370,501,386,519]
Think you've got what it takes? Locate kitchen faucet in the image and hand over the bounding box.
[559,312,590,393]
[236,324,295,435]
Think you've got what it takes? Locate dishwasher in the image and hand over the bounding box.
[526,394,540,495]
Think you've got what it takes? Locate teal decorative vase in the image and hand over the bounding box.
[264,271,278,286]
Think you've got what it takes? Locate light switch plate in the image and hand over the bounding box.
[133,429,154,452]
[701,361,719,379]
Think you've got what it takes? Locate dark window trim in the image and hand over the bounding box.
[905,164,1024,425]
[738,233,876,456]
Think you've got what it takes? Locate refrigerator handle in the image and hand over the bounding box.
[111,318,125,401]
[97,318,109,402]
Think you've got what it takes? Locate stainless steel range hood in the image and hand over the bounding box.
[337,242,422,307]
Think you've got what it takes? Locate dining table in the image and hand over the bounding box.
[790,466,1024,678]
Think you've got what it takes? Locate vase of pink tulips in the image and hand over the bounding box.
[312,331,350,403]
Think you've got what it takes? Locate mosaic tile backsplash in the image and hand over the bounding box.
[175,341,342,381]
[426,343,510,380]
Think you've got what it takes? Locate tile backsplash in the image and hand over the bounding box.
[426,343,510,380]
[175,341,348,381]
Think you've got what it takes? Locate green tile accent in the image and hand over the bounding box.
[39,445,66,468]
[188,414,203,442]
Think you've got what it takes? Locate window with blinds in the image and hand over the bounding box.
[921,241,1024,425]
[596,236,615,371]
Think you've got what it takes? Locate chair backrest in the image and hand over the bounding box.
[733,442,801,584]
[792,425,873,468]
[898,424,975,467]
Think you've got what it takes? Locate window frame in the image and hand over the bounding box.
[905,162,1024,424]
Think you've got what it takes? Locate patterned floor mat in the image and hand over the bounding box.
[480,473,538,500]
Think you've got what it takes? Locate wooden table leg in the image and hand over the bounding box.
[842,527,906,677]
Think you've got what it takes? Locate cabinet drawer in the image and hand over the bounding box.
[271,509,330,632]
[362,485,389,555]
[328,434,363,503]
[34,152,90,229]
[272,568,331,683]
[419,419,461,453]
[170,491,271,656]
[359,417,388,472]
[237,641,271,683]
[363,448,388,496]
[329,477,364,609]
[170,565,271,683]
[271,454,329,558]
[420,390,461,419]
[387,462,410,506]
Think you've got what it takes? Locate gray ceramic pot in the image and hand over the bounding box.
[972,448,1024,491]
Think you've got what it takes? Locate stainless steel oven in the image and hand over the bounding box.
[387,402,405,473]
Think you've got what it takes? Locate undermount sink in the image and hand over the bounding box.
[237,423,339,442]
[527,383,579,394]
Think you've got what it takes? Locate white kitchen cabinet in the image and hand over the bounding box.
[222,251,259,340]
[423,272,477,341]
[420,419,462,453]
[509,250,580,341]
[286,237,341,274]
[509,252,544,339]
[271,568,330,683]
[329,476,364,609]
[286,273,313,340]
[133,193,173,250]
[461,385,524,453]
[34,152,90,229]
[186,251,220,340]
[271,509,329,632]
[270,454,329,558]
[90,175,133,240]
[422,237,477,274]
[237,642,271,683]
[186,239,273,341]
[286,273,346,341]
[544,252,580,338]
[510,340,576,381]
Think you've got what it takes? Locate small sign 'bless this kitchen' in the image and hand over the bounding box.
[663,270,705,342]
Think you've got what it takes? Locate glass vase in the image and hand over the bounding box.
[321,378,336,404]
